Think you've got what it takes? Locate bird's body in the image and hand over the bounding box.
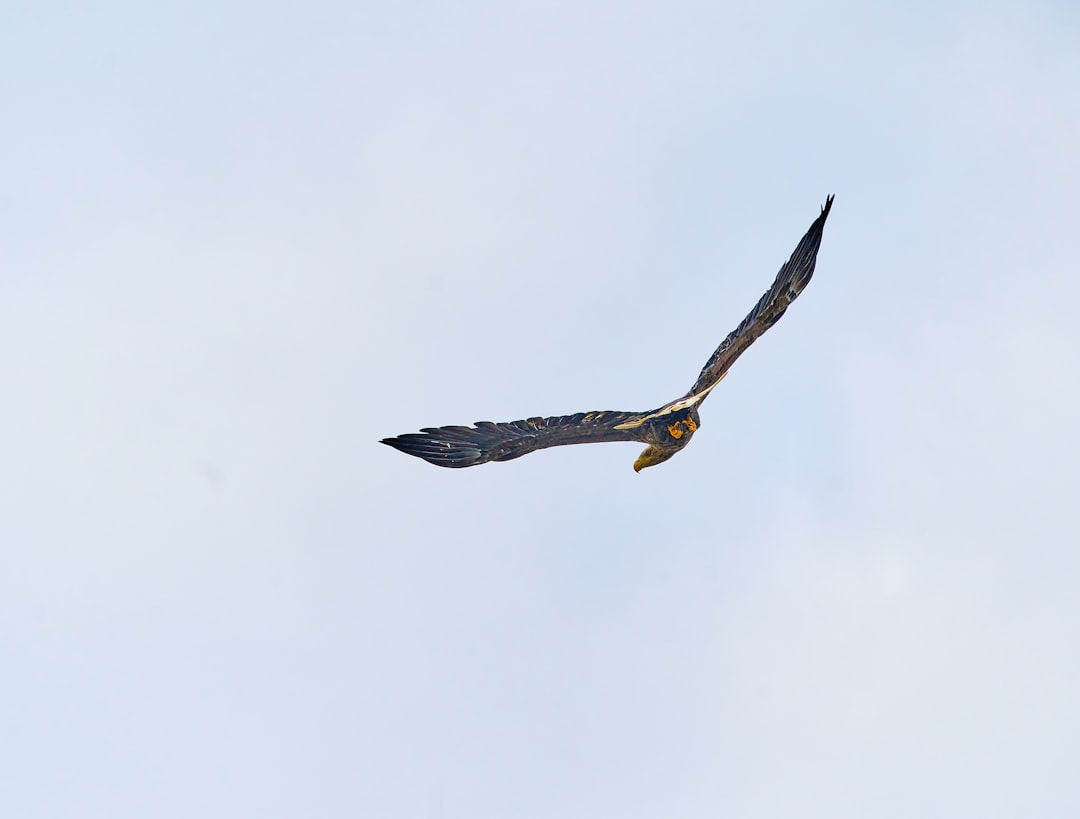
[382,195,833,471]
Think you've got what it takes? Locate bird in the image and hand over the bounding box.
[382,195,834,472]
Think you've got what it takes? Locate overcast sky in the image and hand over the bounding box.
[3,1,1080,817]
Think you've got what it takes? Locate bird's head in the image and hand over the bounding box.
[633,445,678,472]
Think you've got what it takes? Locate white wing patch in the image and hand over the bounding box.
[611,375,725,430]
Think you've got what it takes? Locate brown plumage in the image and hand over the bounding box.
[382,195,834,471]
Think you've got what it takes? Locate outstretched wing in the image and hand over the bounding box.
[612,195,833,432]
[688,194,833,398]
[381,410,647,468]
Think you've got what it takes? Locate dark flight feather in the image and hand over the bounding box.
[381,410,647,468]
[689,194,833,399]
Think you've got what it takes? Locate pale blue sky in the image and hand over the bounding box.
[3,1,1079,817]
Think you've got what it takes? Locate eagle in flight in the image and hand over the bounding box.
[382,195,834,472]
